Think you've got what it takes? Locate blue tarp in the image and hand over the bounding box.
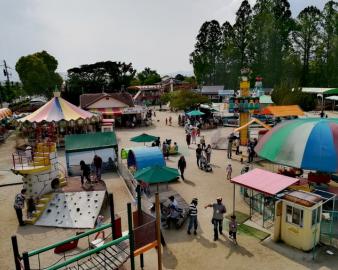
[127,147,165,170]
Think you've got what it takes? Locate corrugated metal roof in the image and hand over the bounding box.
[261,105,304,117]
[65,132,117,152]
[201,85,224,94]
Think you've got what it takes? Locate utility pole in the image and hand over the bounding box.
[1,60,12,108]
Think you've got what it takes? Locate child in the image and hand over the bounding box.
[27,197,36,219]
[94,215,105,240]
[226,164,232,180]
[229,215,238,245]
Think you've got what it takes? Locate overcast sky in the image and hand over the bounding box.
[0,0,327,80]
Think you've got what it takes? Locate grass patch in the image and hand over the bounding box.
[225,211,250,224]
[238,223,270,241]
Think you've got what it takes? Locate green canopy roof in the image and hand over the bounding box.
[259,95,273,104]
[130,133,157,143]
[323,88,338,95]
[134,165,180,184]
[187,110,205,116]
[65,132,117,152]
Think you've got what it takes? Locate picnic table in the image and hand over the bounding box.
[146,190,190,229]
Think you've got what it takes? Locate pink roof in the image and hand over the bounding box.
[231,168,299,196]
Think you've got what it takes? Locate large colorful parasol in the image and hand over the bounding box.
[19,93,96,123]
[186,110,205,117]
[255,118,338,173]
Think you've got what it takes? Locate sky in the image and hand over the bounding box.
[0,0,327,80]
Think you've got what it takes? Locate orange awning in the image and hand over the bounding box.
[261,105,304,117]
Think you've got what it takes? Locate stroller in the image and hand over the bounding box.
[199,155,212,172]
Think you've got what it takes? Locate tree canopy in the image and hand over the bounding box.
[190,0,338,90]
[15,50,63,97]
[65,61,136,105]
[161,90,210,110]
[136,67,161,85]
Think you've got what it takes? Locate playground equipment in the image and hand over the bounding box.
[12,192,163,270]
[127,147,165,171]
[11,142,67,224]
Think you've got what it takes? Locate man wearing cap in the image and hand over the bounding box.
[187,198,198,235]
[205,197,226,241]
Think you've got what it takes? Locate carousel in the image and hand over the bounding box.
[17,92,101,147]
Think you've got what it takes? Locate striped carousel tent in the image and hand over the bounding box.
[19,92,97,123]
[0,108,12,120]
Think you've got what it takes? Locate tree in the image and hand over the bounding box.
[190,20,223,85]
[292,6,321,85]
[162,90,210,110]
[137,68,161,85]
[15,51,63,97]
[65,61,136,105]
[175,74,185,81]
[233,0,252,68]
[321,1,338,86]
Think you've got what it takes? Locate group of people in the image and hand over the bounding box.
[195,143,212,167]
[79,154,103,186]
[186,196,237,244]
[227,133,258,163]
[161,139,178,159]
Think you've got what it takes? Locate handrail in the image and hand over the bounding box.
[28,223,112,257]
[46,234,129,270]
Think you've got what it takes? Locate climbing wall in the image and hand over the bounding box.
[35,191,106,228]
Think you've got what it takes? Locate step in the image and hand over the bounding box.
[35,204,46,210]
[39,197,50,203]
[59,179,67,187]
[12,164,51,174]
[32,210,42,217]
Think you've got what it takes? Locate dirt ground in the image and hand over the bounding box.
[0,110,337,270]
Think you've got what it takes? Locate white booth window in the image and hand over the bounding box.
[311,206,321,226]
[286,205,304,227]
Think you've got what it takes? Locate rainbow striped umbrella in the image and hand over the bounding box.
[19,95,95,123]
[255,118,338,173]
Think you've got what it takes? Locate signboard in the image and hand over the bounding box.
[228,97,260,113]
[122,106,147,114]
[218,90,235,96]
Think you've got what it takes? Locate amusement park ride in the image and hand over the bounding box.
[228,68,261,145]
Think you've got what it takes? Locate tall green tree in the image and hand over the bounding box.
[321,1,338,86]
[190,20,223,85]
[137,68,161,85]
[15,50,63,97]
[233,0,252,68]
[161,90,209,110]
[292,6,321,85]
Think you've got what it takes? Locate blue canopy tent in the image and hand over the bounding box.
[127,147,165,170]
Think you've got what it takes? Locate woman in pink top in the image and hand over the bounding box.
[191,128,197,144]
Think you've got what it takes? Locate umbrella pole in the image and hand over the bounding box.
[155,192,162,270]
[157,184,159,193]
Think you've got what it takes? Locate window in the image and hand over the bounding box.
[286,205,304,227]
[312,206,321,226]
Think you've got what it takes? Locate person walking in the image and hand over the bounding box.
[14,189,27,226]
[80,160,91,186]
[186,132,191,148]
[227,134,234,159]
[235,139,240,155]
[205,144,212,163]
[226,164,233,180]
[165,118,168,125]
[169,116,172,126]
[205,197,226,241]
[200,136,206,149]
[93,155,102,181]
[187,198,198,235]
[196,144,202,167]
[178,156,186,180]
[191,128,197,144]
[162,142,168,159]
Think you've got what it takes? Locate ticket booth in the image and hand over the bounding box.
[274,190,322,251]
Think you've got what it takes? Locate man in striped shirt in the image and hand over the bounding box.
[187,198,198,235]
